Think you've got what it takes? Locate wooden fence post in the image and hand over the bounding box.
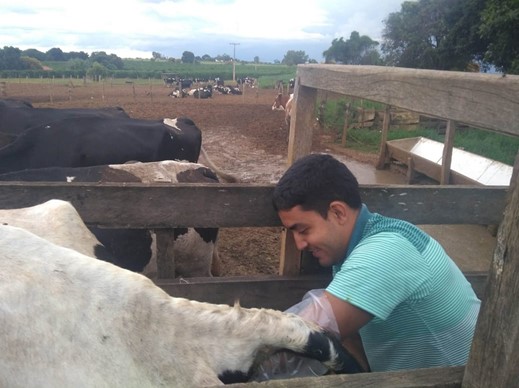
[440,120,456,185]
[341,103,350,147]
[376,105,391,170]
[462,172,519,387]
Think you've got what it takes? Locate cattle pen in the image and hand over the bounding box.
[0,65,518,386]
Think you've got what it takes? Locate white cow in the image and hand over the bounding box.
[0,199,113,261]
[0,225,361,387]
[285,93,294,125]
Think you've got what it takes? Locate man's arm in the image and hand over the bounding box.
[324,291,373,372]
[324,291,373,338]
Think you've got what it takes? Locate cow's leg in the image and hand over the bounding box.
[154,229,176,278]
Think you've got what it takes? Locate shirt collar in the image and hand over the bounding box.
[333,203,373,273]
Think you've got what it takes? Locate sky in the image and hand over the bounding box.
[1,0,406,63]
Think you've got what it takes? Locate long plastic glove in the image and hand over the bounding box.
[251,289,339,381]
[285,289,340,338]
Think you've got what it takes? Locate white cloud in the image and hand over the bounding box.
[0,0,404,61]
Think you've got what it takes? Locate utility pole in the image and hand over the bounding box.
[229,42,240,82]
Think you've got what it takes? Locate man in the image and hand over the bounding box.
[272,153,480,372]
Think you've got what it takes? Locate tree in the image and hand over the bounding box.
[479,0,519,74]
[89,51,124,70]
[87,62,108,81]
[46,47,66,61]
[201,54,213,62]
[323,31,382,65]
[0,46,27,70]
[22,48,46,61]
[181,51,195,64]
[66,51,89,61]
[381,0,489,71]
[215,54,232,62]
[67,58,88,72]
[152,51,164,60]
[20,56,43,70]
[254,56,260,64]
[282,50,308,65]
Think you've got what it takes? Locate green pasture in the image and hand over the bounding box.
[1,59,296,89]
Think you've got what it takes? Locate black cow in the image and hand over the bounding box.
[0,99,129,143]
[0,161,221,277]
[0,116,202,174]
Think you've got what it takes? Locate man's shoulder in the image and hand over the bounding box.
[362,214,430,253]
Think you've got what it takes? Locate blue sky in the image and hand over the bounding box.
[0,0,405,62]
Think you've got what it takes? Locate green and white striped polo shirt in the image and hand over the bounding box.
[326,205,480,372]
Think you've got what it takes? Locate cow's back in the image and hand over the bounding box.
[0,116,202,173]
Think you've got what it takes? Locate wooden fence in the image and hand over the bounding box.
[0,65,517,386]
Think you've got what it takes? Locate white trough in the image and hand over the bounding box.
[386,136,513,186]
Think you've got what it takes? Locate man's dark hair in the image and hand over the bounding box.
[273,153,362,218]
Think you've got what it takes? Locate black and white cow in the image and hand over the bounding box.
[0,161,221,278]
[0,224,362,386]
[0,101,236,182]
[0,116,202,174]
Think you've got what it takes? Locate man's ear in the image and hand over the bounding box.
[329,201,349,223]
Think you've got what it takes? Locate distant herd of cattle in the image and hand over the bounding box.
[164,75,256,99]
[0,98,364,385]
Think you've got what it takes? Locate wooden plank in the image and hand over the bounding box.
[210,366,464,387]
[462,173,519,387]
[296,65,519,136]
[287,84,317,165]
[282,83,317,274]
[441,120,456,185]
[0,183,507,227]
[376,105,390,169]
[155,272,487,311]
[278,229,300,276]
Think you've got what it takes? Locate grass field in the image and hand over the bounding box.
[318,97,518,166]
[36,59,297,88]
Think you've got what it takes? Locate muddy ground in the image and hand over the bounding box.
[2,80,495,275]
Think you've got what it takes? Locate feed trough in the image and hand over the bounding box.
[386,136,513,186]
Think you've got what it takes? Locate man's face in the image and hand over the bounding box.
[278,205,350,267]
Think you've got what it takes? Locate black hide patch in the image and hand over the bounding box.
[176,167,219,183]
[218,369,252,385]
[305,331,363,374]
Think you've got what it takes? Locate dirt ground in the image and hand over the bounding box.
[2,80,495,276]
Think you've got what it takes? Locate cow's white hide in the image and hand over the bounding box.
[107,160,220,278]
[285,93,294,124]
[0,199,109,260]
[0,225,358,387]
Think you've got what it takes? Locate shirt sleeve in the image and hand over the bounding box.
[326,232,432,320]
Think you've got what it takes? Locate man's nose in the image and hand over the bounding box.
[293,233,308,250]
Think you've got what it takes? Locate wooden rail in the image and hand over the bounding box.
[0,182,507,227]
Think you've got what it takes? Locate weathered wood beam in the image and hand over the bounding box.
[0,183,507,227]
[156,272,487,310]
[296,65,519,136]
[462,173,519,387]
[207,366,465,387]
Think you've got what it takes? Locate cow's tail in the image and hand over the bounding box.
[199,146,239,183]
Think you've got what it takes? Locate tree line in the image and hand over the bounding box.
[1,0,516,76]
[323,0,517,74]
